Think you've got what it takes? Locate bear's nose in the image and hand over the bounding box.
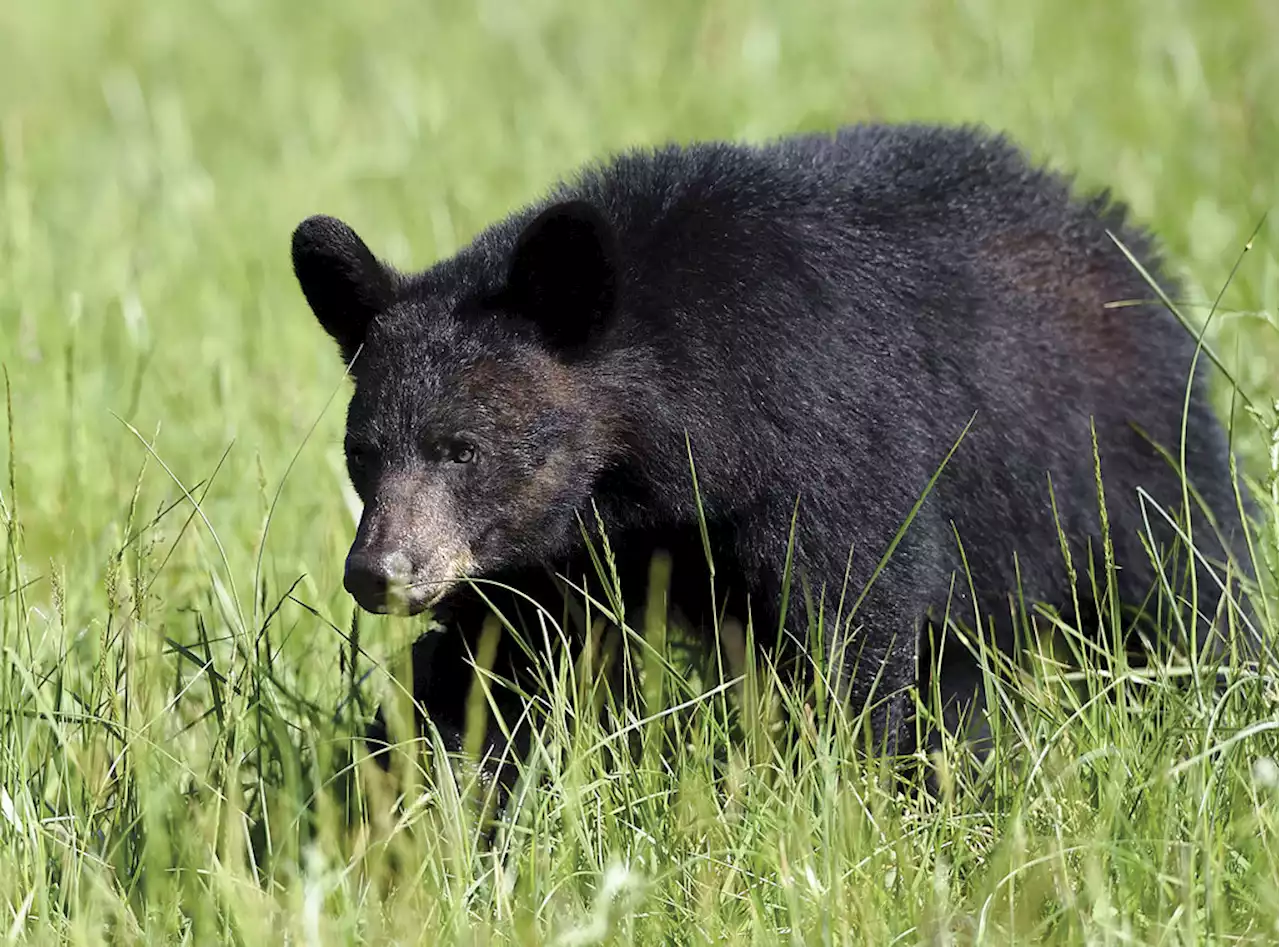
[344,549,415,613]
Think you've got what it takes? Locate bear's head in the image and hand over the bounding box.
[292,202,622,615]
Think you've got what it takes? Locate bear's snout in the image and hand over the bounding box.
[342,473,477,615]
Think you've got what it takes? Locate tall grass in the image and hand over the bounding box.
[1,0,1277,942]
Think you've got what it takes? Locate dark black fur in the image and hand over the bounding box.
[292,124,1247,769]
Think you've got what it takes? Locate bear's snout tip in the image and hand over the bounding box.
[344,548,423,615]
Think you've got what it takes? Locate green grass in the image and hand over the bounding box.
[1,0,1278,942]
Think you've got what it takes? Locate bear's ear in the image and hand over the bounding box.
[500,200,618,349]
[291,215,397,363]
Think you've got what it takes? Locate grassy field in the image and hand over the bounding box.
[1,0,1278,943]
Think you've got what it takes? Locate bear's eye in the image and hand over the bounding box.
[428,438,478,465]
[346,441,376,469]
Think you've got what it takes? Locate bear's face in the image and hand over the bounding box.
[292,203,620,614]
[338,321,610,614]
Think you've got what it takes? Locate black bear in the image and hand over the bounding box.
[292,123,1248,770]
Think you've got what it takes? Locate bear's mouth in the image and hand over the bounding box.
[351,583,448,617]
[350,560,474,617]
[346,577,411,615]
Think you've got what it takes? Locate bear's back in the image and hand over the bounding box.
[555,125,1234,628]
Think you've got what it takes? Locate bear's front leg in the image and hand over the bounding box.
[822,581,924,755]
[360,585,541,796]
